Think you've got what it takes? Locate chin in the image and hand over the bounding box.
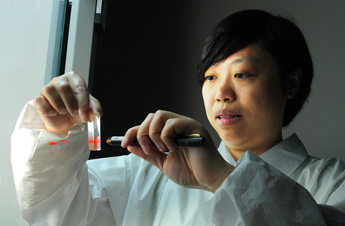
[217,129,247,144]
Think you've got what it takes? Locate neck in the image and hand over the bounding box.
[226,135,283,161]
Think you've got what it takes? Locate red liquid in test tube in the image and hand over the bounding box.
[88,136,101,150]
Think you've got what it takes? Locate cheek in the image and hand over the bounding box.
[202,86,214,118]
[264,80,286,109]
[202,86,210,106]
[248,84,286,123]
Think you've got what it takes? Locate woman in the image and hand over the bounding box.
[12,10,345,225]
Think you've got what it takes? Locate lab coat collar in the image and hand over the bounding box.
[218,133,309,177]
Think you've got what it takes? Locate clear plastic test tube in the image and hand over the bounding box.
[88,115,101,151]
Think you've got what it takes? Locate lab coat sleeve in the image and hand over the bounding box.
[211,151,334,226]
[296,156,345,226]
[11,101,116,226]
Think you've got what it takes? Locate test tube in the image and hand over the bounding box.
[88,115,101,151]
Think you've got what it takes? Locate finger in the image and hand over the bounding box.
[137,113,155,155]
[122,126,139,147]
[33,94,57,116]
[123,126,159,156]
[149,110,168,152]
[65,72,90,123]
[161,118,179,152]
[52,79,79,117]
[161,117,202,152]
[41,83,68,115]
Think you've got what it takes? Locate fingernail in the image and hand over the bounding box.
[45,109,56,116]
[142,145,150,155]
[121,137,128,147]
[155,142,165,152]
[73,110,79,117]
[59,108,67,114]
[167,145,175,153]
[81,112,89,123]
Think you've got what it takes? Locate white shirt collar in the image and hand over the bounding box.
[218,133,309,176]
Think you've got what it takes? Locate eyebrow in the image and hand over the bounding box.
[207,56,260,73]
[212,57,247,68]
[231,58,245,64]
[232,57,263,69]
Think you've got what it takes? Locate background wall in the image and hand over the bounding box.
[0,1,54,225]
[1,0,345,225]
[91,0,345,161]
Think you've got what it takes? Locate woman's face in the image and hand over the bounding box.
[202,44,288,157]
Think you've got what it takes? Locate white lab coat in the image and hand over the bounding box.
[11,101,345,225]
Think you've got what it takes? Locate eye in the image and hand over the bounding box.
[204,75,217,81]
[235,73,249,79]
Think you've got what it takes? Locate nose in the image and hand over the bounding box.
[215,80,236,103]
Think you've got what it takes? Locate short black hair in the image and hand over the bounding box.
[197,9,314,127]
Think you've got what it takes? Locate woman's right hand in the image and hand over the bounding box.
[122,110,234,193]
[33,71,102,135]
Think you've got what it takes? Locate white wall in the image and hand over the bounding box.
[0,1,54,225]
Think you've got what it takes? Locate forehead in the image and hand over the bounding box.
[206,45,278,73]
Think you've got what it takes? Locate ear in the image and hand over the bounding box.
[286,68,301,99]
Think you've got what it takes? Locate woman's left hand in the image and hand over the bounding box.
[122,110,234,193]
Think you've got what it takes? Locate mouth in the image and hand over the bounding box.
[215,109,243,126]
[216,115,242,119]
